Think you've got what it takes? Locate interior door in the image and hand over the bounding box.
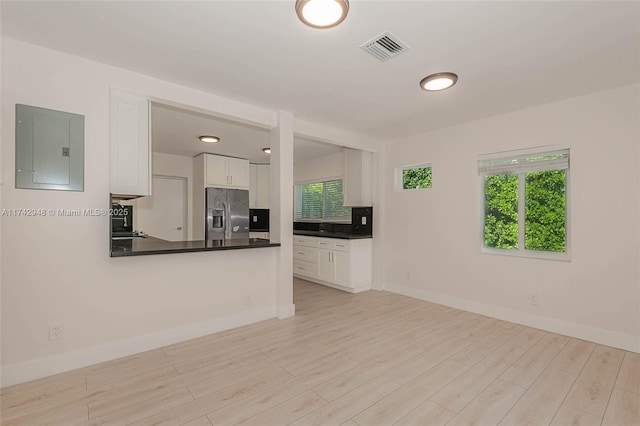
[136,175,187,241]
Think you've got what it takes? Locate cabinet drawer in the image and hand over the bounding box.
[316,238,350,252]
[316,238,332,249]
[293,236,316,247]
[331,240,350,252]
[293,246,317,262]
[293,260,318,277]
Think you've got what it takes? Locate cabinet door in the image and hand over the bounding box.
[228,157,250,189]
[255,165,270,208]
[109,90,151,196]
[317,249,333,282]
[333,251,350,286]
[249,164,257,208]
[205,154,228,186]
[343,149,373,207]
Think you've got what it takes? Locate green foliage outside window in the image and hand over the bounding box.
[525,170,566,252]
[484,174,519,249]
[403,166,432,189]
[484,170,566,253]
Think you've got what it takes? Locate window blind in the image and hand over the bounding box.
[295,182,323,219]
[478,149,569,176]
[324,180,351,219]
[294,179,351,220]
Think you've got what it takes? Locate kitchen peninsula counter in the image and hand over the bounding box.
[111,236,280,257]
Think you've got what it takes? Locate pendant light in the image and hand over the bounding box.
[295,0,349,29]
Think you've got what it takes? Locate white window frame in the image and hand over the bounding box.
[478,145,571,261]
[294,177,351,223]
[395,162,433,191]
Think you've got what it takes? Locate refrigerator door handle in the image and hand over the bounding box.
[220,202,227,238]
[206,208,213,233]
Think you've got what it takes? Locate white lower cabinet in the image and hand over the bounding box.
[333,251,350,285]
[293,236,372,293]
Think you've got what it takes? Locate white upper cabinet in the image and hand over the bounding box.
[255,164,270,208]
[343,149,373,207]
[205,154,228,187]
[109,89,151,197]
[249,164,270,208]
[249,164,258,208]
[227,157,250,188]
[198,153,250,189]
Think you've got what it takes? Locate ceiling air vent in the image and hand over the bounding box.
[359,31,409,62]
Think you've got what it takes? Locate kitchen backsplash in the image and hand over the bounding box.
[294,207,372,237]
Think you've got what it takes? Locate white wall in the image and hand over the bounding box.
[0,38,283,386]
[294,152,344,183]
[381,84,640,352]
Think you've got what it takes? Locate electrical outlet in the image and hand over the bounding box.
[245,295,252,306]
[49,323,64,340]
[529,294,538,306]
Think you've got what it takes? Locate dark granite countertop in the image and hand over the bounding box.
[111,236,280,257]
[293,230,372,240]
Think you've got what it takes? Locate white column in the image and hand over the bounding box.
[372,144,385,291]
[270,110,295,319]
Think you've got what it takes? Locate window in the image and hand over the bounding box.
[479,148,569,260]
[397,164,432,190]
[294,179,351,220]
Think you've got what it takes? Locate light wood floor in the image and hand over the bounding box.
[2,279,638,426]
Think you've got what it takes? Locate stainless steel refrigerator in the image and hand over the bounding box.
[205,187,250,240]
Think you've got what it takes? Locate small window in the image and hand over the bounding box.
[479,148,570,260]
[397,164,432,191]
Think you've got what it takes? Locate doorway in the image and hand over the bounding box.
[136,175,187,241]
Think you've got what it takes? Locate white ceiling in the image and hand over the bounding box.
[152,103,344,163]
[2,1,639,142]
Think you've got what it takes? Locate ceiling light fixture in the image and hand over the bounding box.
[199,135,220,143]
[262,148,271,154]
[295,0,349,29]
[420,72,459,92]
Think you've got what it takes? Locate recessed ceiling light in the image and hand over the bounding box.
[262,148,271,154]
[420,72,458,92]
[199,135,220,143]
[295,0,349,29]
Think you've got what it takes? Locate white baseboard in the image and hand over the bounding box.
[385,282,640,353]
[1,306,276,388]
[277,303,296,319]
[293,274,371,293]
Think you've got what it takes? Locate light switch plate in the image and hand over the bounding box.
[362,217,367,225]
